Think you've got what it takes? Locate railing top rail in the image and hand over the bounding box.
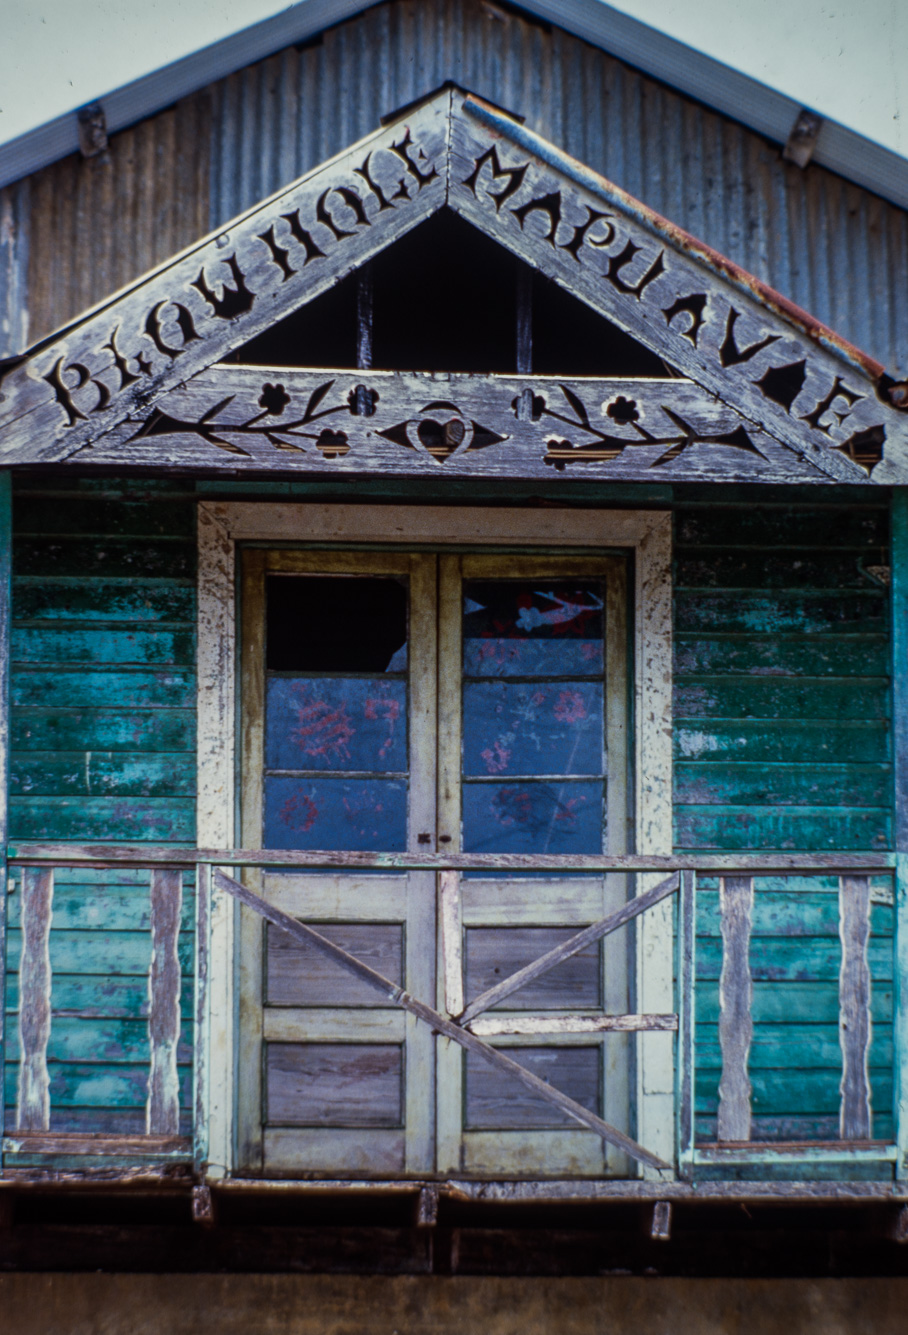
[4,843,897,874]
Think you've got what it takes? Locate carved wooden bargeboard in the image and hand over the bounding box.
[0,88,905,484]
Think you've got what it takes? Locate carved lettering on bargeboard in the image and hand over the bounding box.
[35,126,439,438]
[459,139,887,475]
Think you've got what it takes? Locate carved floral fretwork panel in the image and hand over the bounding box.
[81,367,826,482]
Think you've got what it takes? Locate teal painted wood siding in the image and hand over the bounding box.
[3,480,196,1136]
[674,495,894,1151]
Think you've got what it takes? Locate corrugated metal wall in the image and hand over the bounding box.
[2,0,907,374]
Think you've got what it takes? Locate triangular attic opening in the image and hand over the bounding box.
[223,211,672,378]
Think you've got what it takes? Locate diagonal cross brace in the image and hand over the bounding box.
[458,871,681,1026]
[212,869,669,1172]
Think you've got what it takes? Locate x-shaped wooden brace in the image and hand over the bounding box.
[213,868,679,1171]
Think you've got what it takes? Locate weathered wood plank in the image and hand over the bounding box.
[439,869,464,1019]
[457,872,679,1025]
[717,875,754,1142]
[10,669,196,710]
[193,861,210,1175]
[674,634,890,679]
[14,537,194,580]
[8,845,896,873]
[675,677,889,722]
[674,720,890,766]
[675,763,891,809]
[146,868,182,1135]
[266,1042,403,1128]
[11,626,194,667]
[212,868,668,1170]
[9,752,196,800]
[10,709,195,753]
[675,806,891,852]
[839,874,874,1140]
[674,590,887,635]
[676,506,888,549]
[9,796,195,842]
[696,935,892,983]
[469,1014,677,1036]
[3,1132,189,1156]
[15,867,53,1131]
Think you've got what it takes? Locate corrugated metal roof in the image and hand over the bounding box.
[4,0,907,376]
[1,0,906,213]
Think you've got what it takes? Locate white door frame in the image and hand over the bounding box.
[196,502,673,1181]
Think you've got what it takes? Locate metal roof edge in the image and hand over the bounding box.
[0,0,905,211]
[0,0,369,191]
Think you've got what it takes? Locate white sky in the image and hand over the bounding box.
[0,0,904,156]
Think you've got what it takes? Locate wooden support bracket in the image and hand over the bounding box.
[416,1185,439,1228]
[650,1200,672,1241]
[890,1204,908,1244]
[191,1184,216,1227]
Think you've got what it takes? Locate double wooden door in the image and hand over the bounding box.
[238,547,632,1177]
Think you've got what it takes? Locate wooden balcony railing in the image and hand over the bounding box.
[1,844,899,1178]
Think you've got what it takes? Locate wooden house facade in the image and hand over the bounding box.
[0,0,907,1315]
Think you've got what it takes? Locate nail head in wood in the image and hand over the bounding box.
[192,1184,216,1227]
[651,1200,672,1241]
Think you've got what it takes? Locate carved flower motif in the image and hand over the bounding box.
[606,395,639,424]
[316,428,350,459]
[258,382,290,415]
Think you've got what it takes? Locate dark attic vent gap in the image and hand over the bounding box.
[223,211,672,378]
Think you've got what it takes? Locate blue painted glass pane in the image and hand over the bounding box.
[463,681,603,777]
[463,581,604,677]
[264,777,407,851]
[462,781,604,854]
[265,678,407,773]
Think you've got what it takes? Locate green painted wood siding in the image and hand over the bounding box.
[3,480,196,1136]
[674,495,894,1151]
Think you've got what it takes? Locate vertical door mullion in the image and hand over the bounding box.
[404,554,438,1173]
[237,549,266,1173]
[436,554,464,1173]
[603,557,631,1173]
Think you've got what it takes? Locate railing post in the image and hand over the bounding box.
[717,875,753,1143]
[193,862,211,1174]
[17,867,54,1131]
[146,868,183,1136]
[839,874,872,1141]
[676,869,696,1172]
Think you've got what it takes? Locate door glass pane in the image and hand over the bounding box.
[461,579,607,855]
[262,575,409,851]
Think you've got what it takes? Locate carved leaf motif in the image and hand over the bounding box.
[560,384,590,429]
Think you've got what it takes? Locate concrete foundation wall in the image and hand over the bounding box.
[2,1275,908,1334]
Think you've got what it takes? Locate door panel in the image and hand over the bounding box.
[436,555,632,1177]
[239,546,632,1179]
[238,551,436,1176]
